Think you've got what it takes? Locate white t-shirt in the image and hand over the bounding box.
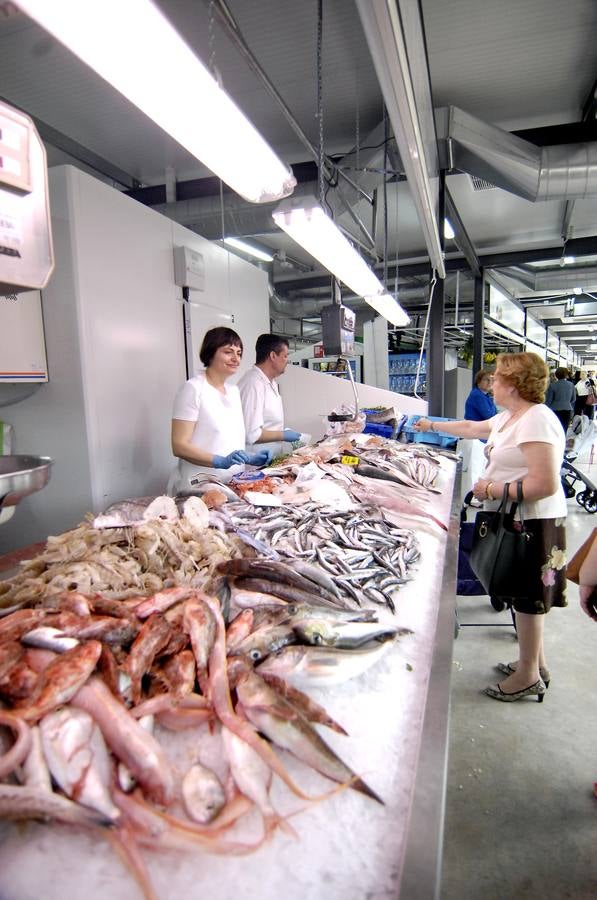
[171,372,246,488]
[237,365,286,456]
[482,404,567,519]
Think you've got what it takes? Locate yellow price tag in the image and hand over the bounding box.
[341,455,360,466]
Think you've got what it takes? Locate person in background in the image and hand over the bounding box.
[169,326,270,493]
[464,370,497,424]
[574,370,596,421]
[415,351,567,703]
[545,367,575,433]
[238,333,303,459]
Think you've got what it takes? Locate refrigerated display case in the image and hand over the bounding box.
[389,351,426,396]
[308,355,361,381]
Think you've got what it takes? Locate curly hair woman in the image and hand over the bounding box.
[416,352,567,702]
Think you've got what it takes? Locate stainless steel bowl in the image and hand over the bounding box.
[0,455,53,508]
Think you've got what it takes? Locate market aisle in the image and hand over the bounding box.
[442,460,597,900]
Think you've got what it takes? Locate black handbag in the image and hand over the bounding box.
[469,481,534,598]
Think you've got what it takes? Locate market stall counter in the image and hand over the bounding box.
[0,434,459,900]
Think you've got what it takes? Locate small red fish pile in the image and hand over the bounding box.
[0,583,382,899]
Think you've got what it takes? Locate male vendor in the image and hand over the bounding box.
[238,334,303,458]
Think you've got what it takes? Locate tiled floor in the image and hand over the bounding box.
[441,451,597,899]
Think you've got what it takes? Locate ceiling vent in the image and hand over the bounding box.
[469,175,496,191]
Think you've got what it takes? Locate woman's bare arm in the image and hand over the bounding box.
[171,419,218,467]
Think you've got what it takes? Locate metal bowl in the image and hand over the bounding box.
[0,455,53,508]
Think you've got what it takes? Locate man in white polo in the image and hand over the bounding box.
[238,333,302,458]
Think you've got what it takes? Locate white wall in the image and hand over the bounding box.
[280,366,426,441]
[0,166,270,554]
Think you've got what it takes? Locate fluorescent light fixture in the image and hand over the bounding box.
[444,219,455,241]
[356,0,445,278]
[364,293,411,327]
[563,256,576,264]
[272,197,410,325]
[18,0,296,204]
[574,286,583,295]
[273,199,383,296]
[223,237,274,262]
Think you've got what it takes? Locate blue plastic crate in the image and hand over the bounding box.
[363,422,395,438]
[401,415,458,449]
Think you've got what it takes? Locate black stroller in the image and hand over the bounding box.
[561,460,597,513]
[455,492,516,635]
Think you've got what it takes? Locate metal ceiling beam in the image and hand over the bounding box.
[445,186,480,276]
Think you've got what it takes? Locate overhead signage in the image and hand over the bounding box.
[525,312,546,347]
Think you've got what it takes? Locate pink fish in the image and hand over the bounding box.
[15,641,102,722]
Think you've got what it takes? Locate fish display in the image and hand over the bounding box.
[0,431,451,899]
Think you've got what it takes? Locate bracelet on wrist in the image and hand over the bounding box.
[429,421,435,432]
[486,481,494,501]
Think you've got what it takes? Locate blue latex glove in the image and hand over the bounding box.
[212,450,250,469]
[283,428,301,442]
[246,449,273,467]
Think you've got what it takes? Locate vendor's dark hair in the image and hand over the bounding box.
[555,367,569,379]
[199,326,243,367]
[255,333,289,364]
[474,369,493,387]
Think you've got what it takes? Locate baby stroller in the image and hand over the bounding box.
[455,492,516,634]
[561,460,597,513]
[565,414,594,462]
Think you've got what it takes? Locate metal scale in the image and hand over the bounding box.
[0,98,55,522]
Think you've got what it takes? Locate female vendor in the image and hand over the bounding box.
[170,326,269,492]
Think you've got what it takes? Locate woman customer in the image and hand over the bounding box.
[416,351,567,703]
[169,326,269,493]
[464,369,497,422]
[545,367,575,433]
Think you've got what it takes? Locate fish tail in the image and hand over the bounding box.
[105,823,159,900]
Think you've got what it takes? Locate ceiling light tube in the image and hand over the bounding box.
[17,0,296,204]
[443,219,455,241]
[364,293,411,327]
[273,198,384,296]
[223,237,274,262]
[272,198,410,324]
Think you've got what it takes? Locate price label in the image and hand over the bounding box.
[341,455,360,466]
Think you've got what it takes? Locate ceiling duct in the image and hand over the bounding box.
[437,106,597,202]
[490,265,597,298]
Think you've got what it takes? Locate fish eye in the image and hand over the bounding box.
[249,649,262,662]
[312,632,324,645]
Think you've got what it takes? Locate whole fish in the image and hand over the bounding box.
[39,707,121,823]
[259,672,348,735]
[21,626,79,653]
[217,559,339,606]
[0,783,112,827]
[231,626,296,664]
[293,619,405,649]
[183,598,216,696]
[235,666,382,804]
[125,614,172,704]
[15,641,103,722]
[221,726,290,835]
[256,641,395,687]
[181,763,226,824]
[72,675,174,806]
[92,494,178,529]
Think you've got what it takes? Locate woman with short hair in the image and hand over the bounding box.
[169,326,269,493]
[416,352,567,703]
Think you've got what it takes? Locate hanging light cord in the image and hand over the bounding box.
[317,0,324,208]
[414,272,437,400]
